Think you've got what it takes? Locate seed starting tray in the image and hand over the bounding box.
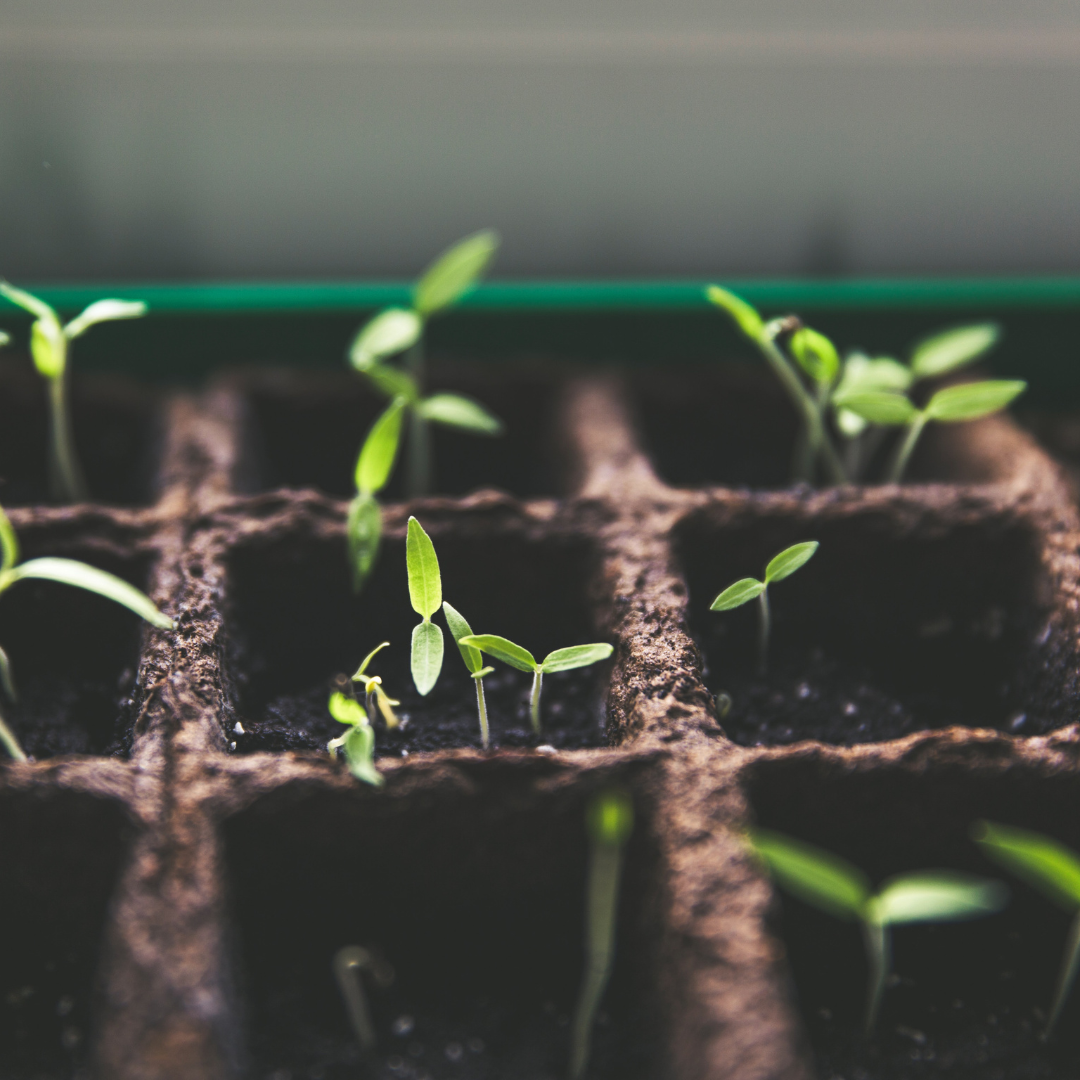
[4,356,1080,1080]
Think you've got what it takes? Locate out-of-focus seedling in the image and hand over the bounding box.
[443,601,495,749]
[747,828,1007,1033]
[348,396,406,592]
[0,283,147,502]
[0,500,172,760]
[350,642,400,730]
[406,516,444,696]
[327,692,383,787]
[332,945,395,1051]
[973,820,1080,1039]
[569,787,634,1080]
[459,633,613,736]
[348,232,503,496]
[710,541,818,675]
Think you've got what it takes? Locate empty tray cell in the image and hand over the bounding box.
[224,521,612,753]
[0,361,161,506]
[745,753,1080,1078]
[235,362,565,498]
[0,785,130,1078]
[222,762,663,1079]
[677,504,1055,745]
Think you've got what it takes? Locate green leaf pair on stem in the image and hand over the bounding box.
[710,542,818,675]
[748,828,1007,1034]
[327,691,383,787]
[0,283,147,503]
[348,233,504,497]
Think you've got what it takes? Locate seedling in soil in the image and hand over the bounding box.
[973,820,1080,1039]
[347,397,406,592]
[0,282,147,502]
[710,541,818,675]
[406,517,444,696]
[459,633,613,736]
[348,232,503,496]
[327,692,383,787]
[443,601,495,749]
[350,642,400,730]
[0,500,173,760]
[747,828,1008,1033]
[332,945,395,1051]
[569,788,634,1080]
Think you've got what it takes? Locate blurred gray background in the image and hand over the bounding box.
[2,0,1079,280]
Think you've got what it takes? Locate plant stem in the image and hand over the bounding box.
[887,413,927,484]
[333,946,378,1051]
[862,917,889,1035]
[48,372,88,503]
[405,340,430,497]
[530,669,544,735]
[1044,908,1080,1040]
[474,675,490,749]
[0,703,26,762]
[757,588,771,676]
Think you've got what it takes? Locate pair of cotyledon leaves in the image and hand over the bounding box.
[710,541,818,612]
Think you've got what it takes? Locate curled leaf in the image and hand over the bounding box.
[344,724,384,787]
[790,327,840,385]
[30,318,66,379]
[328,691,368,727]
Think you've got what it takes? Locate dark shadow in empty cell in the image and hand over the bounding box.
[223,526,611,754]
[677,507,1055,745]
[222,765,663,1079]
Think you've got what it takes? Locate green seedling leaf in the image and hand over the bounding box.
[709,578,765,611]
[540,643,614,673]
[705,285,764,339]
[414,230,499,316]
[405,517,442,618]
[344,723,384,787]
[0,282,57,322]
[365,363,420,403]
[30,317,66,379]
[0,643,16,702]
[473,665,495,679]
[6,557,173,628]
[347,494,382,592]
[924,380,1026,423]
[973,821,1080,911]
[870,871,1008,925]
[352,642,390,681]
[328,691,368,726]
[764,541,819,585]
[911,323,1000,379]
[833,390,918,426]
[790,327,840,385]
[410,619,444,696]
[355,397,406,496]
[459,634,537,672]
[64,299,147,340]
[442,601,482,674]
[349,308,422,370]
[747,828,869,919]
[586,787,634,846]
[838,353,913,395]
[416,393,503,435]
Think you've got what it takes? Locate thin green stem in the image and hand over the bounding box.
[887,413,927,484]
[405,339,430,497]
[48,372,88,503]
[1044,908,1080,1040]
[474,674,490,749]
[0,701,27,762]
[757,588,771,676]
[862,917,890,1035]
[530,669,544,735]
[332,946,378,1050]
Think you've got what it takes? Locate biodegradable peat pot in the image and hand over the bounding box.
[2,344,1080,1080]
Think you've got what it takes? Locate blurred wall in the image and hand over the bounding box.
[2,0,1079,279]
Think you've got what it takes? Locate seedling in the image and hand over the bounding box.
[569,788,634,1080]
[327,692,383,787]
[348,232,503,496]
[973,820,1080,1039]
[0,283,147,502]
[332,945,395,1051]
[406,516,444,696]
[710,541,818,675]
[347,396,406,591]
[443,601,495,749]
[459,633,613,736]
[350,642,400,729]
[747,828,1007,1033]
[0,500,172,760]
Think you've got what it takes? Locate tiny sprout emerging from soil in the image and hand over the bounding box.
[710,541,818,676]
[973,820,1080,1040]
[406,517,444,696]
[327,692,383,787]
[332,945,395,1051]
[348,232,503,497]
[0,283,147,502]
[443,601,495,749]
[0,500,173,761]
[348,396,406,592]
[458,634,613,736]
[351,642,400,730]
[747,828,1008,1034]
[569,787,634,1080]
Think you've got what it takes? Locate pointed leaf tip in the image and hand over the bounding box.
[764,542,819,585]
[405,517,442,618]
[710,577,765,611]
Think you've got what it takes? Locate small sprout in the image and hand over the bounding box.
[747,828,1007,1033]
[0,283,147,502]
[406,517,444,696]
[569,788,634,1080]
[459,634,613,736]
[443,601,494,749]
[710,542,818,675]
[972,821,1080,1040]
[332,945,395,1051]
[327,692,383,787]
[351,642,401,729]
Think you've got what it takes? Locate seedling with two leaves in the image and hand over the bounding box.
[327,692,383,788]
[710,542,818,675]
[349,232,503,497]
[0,283,147,502]
[748,828,1008,1033]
